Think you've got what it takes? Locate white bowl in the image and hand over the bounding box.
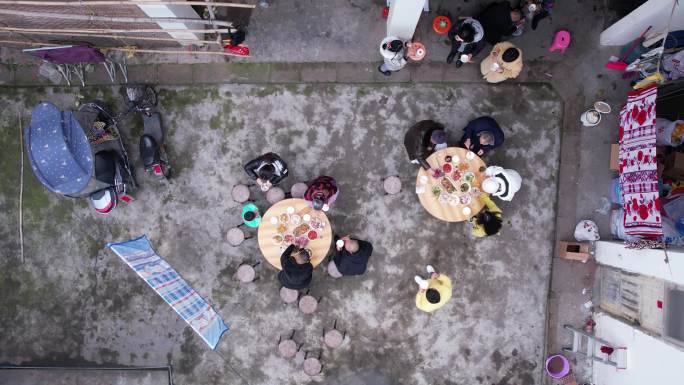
[286,206,295,214]
[462,206,472,216]
[465,152,475,160]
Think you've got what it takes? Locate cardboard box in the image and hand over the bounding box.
[664,152,684,180]
[610,143,619,171]
[557,241,591,263]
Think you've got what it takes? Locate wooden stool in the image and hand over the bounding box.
[235,264,256,283]
[290,182,308,199]
[226,227,246,246]
[303,350,322,376]
[280,287,299,304]
[383,176,402,195]
[266,186,286,204]
[277,330,302,359]
[323,319,346,349]
[231,184,251,203]
[298,294,319,314]
[327,260,343,278]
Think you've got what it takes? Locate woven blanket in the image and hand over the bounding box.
[618,85,662,238]
[107,235,229,349]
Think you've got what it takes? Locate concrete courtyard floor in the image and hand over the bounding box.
[0,83,561,385]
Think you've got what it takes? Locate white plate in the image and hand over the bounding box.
[286,206,295,214]
[269,216,278,224]
[462,206,472,216]
[465,151,476,160]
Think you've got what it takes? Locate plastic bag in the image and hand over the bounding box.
[610,178,623,204]
[610,209,639,241]
[575,220,600,241]
[655,118,684,146]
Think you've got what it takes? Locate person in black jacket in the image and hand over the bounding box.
[244,152,288,191]
[477,1,523,45]
[278,245,313,290]
[404,120,447,170]
[446,18,486,68]
[458,116,505,156]
[329,235,373,277]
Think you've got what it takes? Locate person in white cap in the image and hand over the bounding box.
[378,36,407,76]
[481,166,522,202]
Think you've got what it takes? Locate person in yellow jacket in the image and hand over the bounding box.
[414,265,452,313]
[480,41,523,83]
[470,193,503,237]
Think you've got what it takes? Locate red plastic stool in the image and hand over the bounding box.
[433,16,451,35]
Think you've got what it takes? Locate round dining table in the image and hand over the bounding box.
[415,147,487,222]
[257,198,332,269]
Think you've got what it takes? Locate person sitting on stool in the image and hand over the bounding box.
[458,116,505,156]
[278,245,313,290]
[244,152,289,192]
[329,235,373,277]
[241,203,261,228]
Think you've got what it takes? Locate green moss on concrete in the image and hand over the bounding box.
[158,87,219,113]
[248,85,283,98]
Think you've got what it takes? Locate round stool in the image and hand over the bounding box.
[280,287,299,304]
[235,264,255,283]
[298,295,318,314]
[432,15,451,35]
[324,329,344,349]
[231,184,251,203]
[290,182,308,199]
[278,339,298,359]
[226,227,245,246]
[266,186,286,204]
[303,357,322,376]
[383,176,402,195]
[327,260,343,279]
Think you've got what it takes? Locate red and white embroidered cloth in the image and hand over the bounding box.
[618,85,662,238]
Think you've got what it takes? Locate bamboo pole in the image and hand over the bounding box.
[0,9,235,27]
[0,27,230,34]
[0,39,248,56]
[0,0,255,7]
[0,29,222,44]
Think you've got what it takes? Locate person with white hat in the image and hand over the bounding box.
[378,36,408,76]
[481,166,522,202]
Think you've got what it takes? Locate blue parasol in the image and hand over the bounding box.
[24,102,93,195]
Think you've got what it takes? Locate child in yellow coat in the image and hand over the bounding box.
[415,265,452,313]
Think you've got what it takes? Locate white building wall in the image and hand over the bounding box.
[387,0,425,40]
[137,3,203,44]
[600,0,684,46]
[593,312,684,385]
[595,240,684,285]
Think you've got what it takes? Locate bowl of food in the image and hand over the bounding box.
[279,213,289,224]
[445,155,452,163]
[460,194,472,205]
[283,234,295,245]
[432,185,442,197]
[442,163,452,173]
[451,170,462,181]
[465,151,476,160]
[460,182,471,193]
[293,224,309,237]
[303,213,311,222]
[269,216,278,225]
[295,237,309,248]
[432,169,443,178]
[286,206,295,214]
[307,230,318,240]
[290,214,302,225]
[463,172,475,183]
[309,217,324,230]
[276,223,287,234]
[272,235,283,245]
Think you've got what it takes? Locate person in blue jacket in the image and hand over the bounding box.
[458,116,505,156]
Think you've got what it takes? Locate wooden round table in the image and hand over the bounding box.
[415,147,487,222]
[257,198,332,269]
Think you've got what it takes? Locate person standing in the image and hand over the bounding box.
[477,1,523,45]
[414,265,452,313]
[470,193,503,237]
[304,175,339,211]
[480,42,523,83]
[328,235,373,277]
[404,120,448,170]
[481,165,522,201]
[446,18,486,68]
[244,152,289,192]
[378,37,408,76]
[278,245,314,290]
[458,116,505,156]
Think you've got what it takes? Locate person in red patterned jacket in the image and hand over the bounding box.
[304,175,339,212]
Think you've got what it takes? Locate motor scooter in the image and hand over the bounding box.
[122,85,171,179]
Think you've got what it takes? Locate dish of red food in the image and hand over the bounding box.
[442,163,452,173]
